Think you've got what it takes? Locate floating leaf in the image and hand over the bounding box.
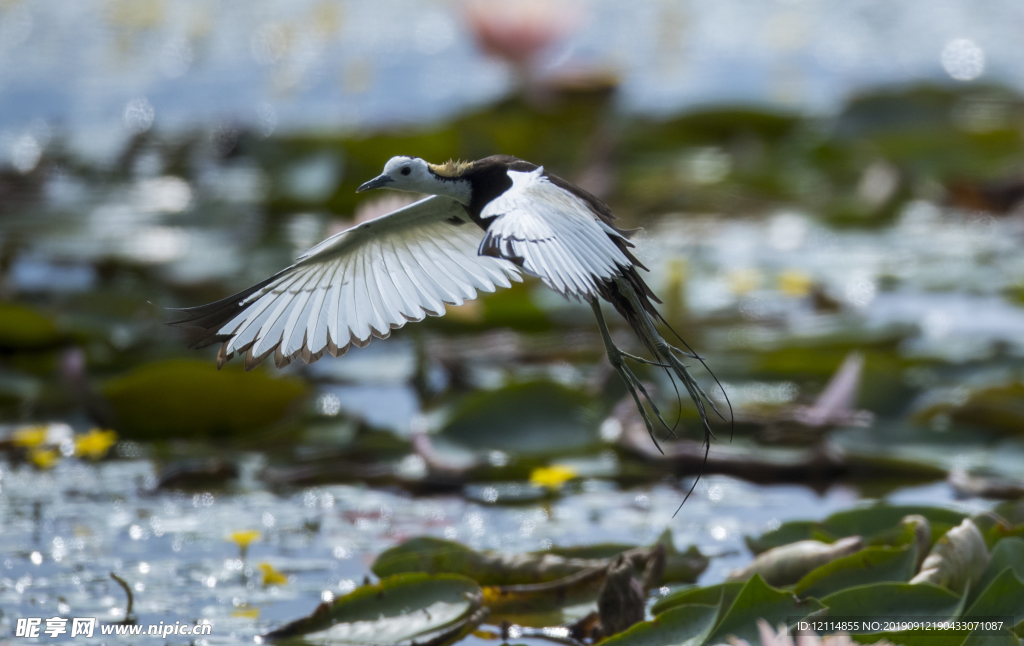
[851,627,970,646]
[373,532,706,586]
[728,536,864,587]
[968,537,1024,608]
[822,582,962,621]
[437,381,600,456]
[962,568,1024,620]
[960,627,1020,646]
[910,519,989,594]
[103,359,307,439]
[794,543,918,600]
[263,573,480,644]
[707,575,825,645]
[747,505,965,554]
[598,603,719,646]
[650,581,743,616]
[482,565,607,616]
[745,521,820,555]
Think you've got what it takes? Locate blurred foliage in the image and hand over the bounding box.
[102,359,307,439]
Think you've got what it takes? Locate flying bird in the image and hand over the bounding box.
[172,155,725,465]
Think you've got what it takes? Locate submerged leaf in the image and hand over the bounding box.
[263,573,480,644]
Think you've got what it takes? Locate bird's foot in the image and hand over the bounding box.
[592,302,675,454]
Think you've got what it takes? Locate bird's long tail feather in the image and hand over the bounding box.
[598,273,731,515]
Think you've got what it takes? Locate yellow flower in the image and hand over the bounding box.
[258,562,288,587]
[529,464,577,491]
[75,428,118,460]
[778,269,813,298]
[727,268,761,295]
[231,606,261,619]
[13,425,49,448]
[30,448,59,470]
[228,530,262,551]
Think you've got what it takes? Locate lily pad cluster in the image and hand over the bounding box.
[261,502,1024,646]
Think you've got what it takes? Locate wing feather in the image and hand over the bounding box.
[479,168,631,299]
[171,196,519,368]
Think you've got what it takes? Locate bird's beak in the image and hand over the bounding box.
[356,174,394,193]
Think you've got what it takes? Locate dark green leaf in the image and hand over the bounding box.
[598,604,719,646]
[650,581,743,617]
[963,568,1024,620]
[794,543,918,599]
[263,573,480,644]
[970,537,1024,607]
[437,381,600,456]
[707,575,825,645]
[822,582,962,620]
[103,359,307,440]
[961,628,1020,646]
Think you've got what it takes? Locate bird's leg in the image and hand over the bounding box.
[590,299,673,453]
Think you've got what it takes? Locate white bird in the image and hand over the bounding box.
[172,155,726,466]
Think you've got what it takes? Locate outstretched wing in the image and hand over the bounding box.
[478,167,634,300]
[172,196,521,369]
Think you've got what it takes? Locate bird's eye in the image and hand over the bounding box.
[401,167,411,176]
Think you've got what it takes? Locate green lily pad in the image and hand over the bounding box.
[707,575,825,645]
[969,537,1024,608]
[372,532,706,587]
[599,603,719,646]
[263,573,480,644]
[963,568,1024,621]
[103,359,307,439]
[961,628,1020,646]
[437,381,600,455]
[794,543,919,599]
[747,505,966,554]
[851,628,971,646]
[822,582,962,622]
[650,581,743,616]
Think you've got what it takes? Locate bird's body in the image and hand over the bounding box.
[173,155,723,488]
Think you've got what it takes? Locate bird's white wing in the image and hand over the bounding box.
[173,196,521,369]
[479,167,632,299]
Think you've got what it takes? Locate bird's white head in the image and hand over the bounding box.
[357,156,471,204]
